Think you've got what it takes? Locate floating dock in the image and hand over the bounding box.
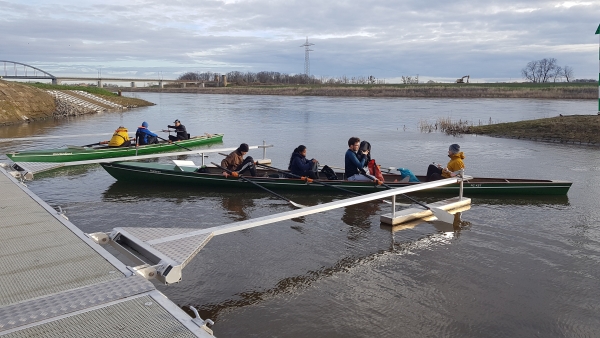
[0,167,214,337]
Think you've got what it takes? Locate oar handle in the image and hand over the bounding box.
[255,163,363,197]
[211,162,304,207]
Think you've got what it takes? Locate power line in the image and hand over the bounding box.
[300,37,314,76]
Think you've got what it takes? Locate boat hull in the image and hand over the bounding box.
[6,134,224,162]
[100,162,572,196]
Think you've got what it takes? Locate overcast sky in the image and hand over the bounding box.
[1,0,598,83]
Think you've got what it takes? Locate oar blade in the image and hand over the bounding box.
[430,207,455,224]
[289,201,307,208]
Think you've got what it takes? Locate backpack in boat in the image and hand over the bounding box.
[397,167,420,182]
[320,165,338,180]
[368,159,384,182]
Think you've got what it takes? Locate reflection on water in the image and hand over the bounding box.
[342,202,382,241]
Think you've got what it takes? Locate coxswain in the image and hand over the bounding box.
[426,143,465,181]
[221,143,257,177]
[167,119,188,142]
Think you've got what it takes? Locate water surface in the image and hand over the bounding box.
[0,94,598,337]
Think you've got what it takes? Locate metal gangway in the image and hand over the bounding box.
[90,172,471,285]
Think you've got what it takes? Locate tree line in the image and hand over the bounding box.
[177,71,386,85]
[521,58,573,83]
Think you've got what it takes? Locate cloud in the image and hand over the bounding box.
[0,0,598,82]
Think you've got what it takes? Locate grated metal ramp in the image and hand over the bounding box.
[116,227,213,267]
[2,294,198,338]
[0,168,214,337]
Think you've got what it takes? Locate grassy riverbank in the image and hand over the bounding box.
[0,81,155,125]
[121,82,597,99]
[465,115,600,145]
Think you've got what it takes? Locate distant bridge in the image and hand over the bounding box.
[0,60,226,88]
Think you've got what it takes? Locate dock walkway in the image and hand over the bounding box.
[0,168,213,337]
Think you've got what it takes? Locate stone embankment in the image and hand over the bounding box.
[0,80,154,126]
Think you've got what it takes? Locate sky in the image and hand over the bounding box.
[0,0,599,83]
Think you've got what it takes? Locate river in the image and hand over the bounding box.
[0,94,598,337]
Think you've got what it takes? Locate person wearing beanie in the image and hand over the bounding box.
[221,143,257,177]
[135,121,158,145]
[426,144,465,181]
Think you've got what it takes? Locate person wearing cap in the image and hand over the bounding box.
[426,143,465,181]
[167,119,188,142]
[220,143,257,177]
[136,121,158,145]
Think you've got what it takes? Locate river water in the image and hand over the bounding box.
[1,94,599,337]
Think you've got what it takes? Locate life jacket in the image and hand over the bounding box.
[108,127,130,147]
[368,159,384,182]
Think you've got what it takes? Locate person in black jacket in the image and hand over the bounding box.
[288,145,319,179]
[167,119,188,142]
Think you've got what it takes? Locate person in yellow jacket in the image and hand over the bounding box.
[426,144,465,181]
[100,126,131,147]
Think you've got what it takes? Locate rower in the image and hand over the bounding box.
[99,126,131,147]
[136,121,159,145]
[345,136,373,181]
[167,119,189,142]
[221,143,257,177]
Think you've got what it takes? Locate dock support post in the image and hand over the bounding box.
[262,140,267,160]
[201,153,205,166]
[459,169,464,200]
[392,195,396,219]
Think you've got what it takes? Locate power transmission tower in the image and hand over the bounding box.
[300,37,314,76]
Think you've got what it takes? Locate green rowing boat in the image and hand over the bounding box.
[100,161,572,196]
[6,134,224,163]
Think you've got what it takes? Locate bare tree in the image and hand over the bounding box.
[522,60,539,82]
[522,58,563,83]
[401,75,419,84]
[562,66,574,82]
[538,58,557,83]
[552,66,563,82]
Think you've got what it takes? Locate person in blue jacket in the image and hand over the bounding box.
[345,136,374,181]
[288,145,319,179]
[136,121,159,145]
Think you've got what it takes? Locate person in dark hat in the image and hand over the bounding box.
[220,143,257,177]
[426,143,465,181]
[167,119,188,142]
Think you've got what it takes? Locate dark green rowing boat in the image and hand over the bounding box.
[6,133,223,163]
[100,161,572,196]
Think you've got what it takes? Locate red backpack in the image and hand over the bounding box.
[368,159,384,182]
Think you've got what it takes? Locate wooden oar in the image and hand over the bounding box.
[254,163,394,205]
[156,135,192,151]
[211,162,306,209]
